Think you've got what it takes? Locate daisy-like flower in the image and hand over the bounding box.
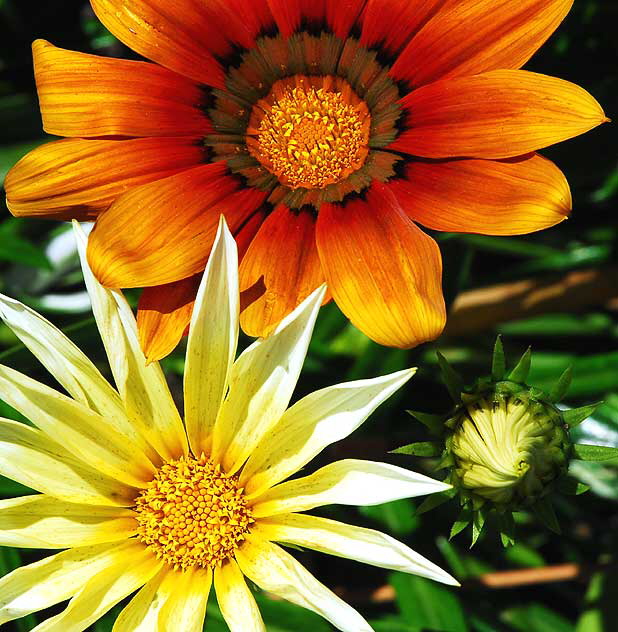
[4,0,607,361]
[0,218,456,631]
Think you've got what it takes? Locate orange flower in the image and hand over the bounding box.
[5,0,607,360]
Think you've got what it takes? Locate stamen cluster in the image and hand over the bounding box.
[135,455,253,571]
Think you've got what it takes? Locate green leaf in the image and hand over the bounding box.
[437,351,464,402]
[532,497,561,534]
[576,569,618,632]
[416,488,457,515]
[508,347,532,383]
[555,476,590,495]
[471,506,487,547]
[563,403,601,427]
[0,220,51,269]
[406,409,444,435]
[491,335,506,380]
[503,604,574,632]
[450,508,472,540]
[359,499,419,536]
[496,512,516,548]
[572,444,618,462]
[391,441,441,457]
[549,366,573,403]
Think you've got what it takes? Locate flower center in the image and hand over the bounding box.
[134,455,253,571]
[247,75,370,190]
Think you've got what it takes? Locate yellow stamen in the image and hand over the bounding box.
[134,455,253,571]
[247,76,370,190]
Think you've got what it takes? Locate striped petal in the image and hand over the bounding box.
[390,70,607,159]
[391,0,573,87]
[214,559,265,632]
[389,154,571,235]
[87,165,267,288]
[211,286,326,474]
[184,218,239,457]
[90,0,226,87]
[250,459,451,517]
[33,40,209,137]
[5,137,206,220]
[240,369,416,496]
[317,182,445,348]
[157,568,212,632]
[255,514,458,585]
[30,542,160,632]
[113,567,168,632]
[0,541,136,625]
[0,495,135,549]
[0,418,136,507]
[239,205,325,339]
[235,535,371,632]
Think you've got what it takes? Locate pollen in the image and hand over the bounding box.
[134,455,253,571]
[247,76,370,190]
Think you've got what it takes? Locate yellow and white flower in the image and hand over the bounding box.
[0,218,456,631]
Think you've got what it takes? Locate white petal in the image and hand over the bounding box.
[235,535,372,632]
[0,364,154,487]
[184,217,239,456]
[255,514,458,586]
[212,285,326,473]
[214,559,265,632]
[0,541,136,625]
[240,369,416,496]
[31,542,161,632]
[112,567,168,632]
[0,293,125,421]
[0,417,136,507]
[250,459,451,517]
[157,567,211,632]
[0,495,136,549]
[74,221,187,461]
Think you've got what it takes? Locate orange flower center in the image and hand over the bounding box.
[134,455,253,571]
[247,76,370,190]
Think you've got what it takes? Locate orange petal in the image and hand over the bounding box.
[91,0,226,87]
[33,40,210,138]
[389,154,571,236]
[137,275,201,363]
[390,70,607,159]
[5,137,205,220]
[316,182,445,348]
[361,0,457,57]
[391,0,573,87]
[239,205,325,338]
[87,164,268,288]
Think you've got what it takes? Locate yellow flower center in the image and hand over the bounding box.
[134,455,253,571]
[247,76,370,190]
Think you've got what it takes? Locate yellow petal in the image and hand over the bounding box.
[0,417,136,507]
[214,559,265,632]
[235,535,371,632]
[0,541,137,625]
[185,217,239,456]
[0,495,135,549]
[255,514,458,585]
[74,222,188,461]
[250,459,451,517]
[112,567,168,632]
[240,369,415,496]
[157,567,211,632]
[31,542,160,631]
[212,285,326,474]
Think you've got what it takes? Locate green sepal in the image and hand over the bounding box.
[562,403,601,427]
[532,497,561,534]
[496,512,516,547]
[471,506,488,547]
[508,346,532,383]
[556,476,590,495]
[406,410,445,436]
[572,443,618,462]
[391,441,442,457]
[491,335,506,381]
[437,352,464,403]
[549,367,573,403]
[416,488,457,515]
[450,507,472,540]
[436,452,456,469]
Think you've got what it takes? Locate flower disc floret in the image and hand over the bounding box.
[135,455,254,571]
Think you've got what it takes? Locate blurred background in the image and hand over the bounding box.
[1,1,617,630]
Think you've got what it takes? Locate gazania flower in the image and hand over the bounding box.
[5,0,607,360]
[0,218,455,631]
